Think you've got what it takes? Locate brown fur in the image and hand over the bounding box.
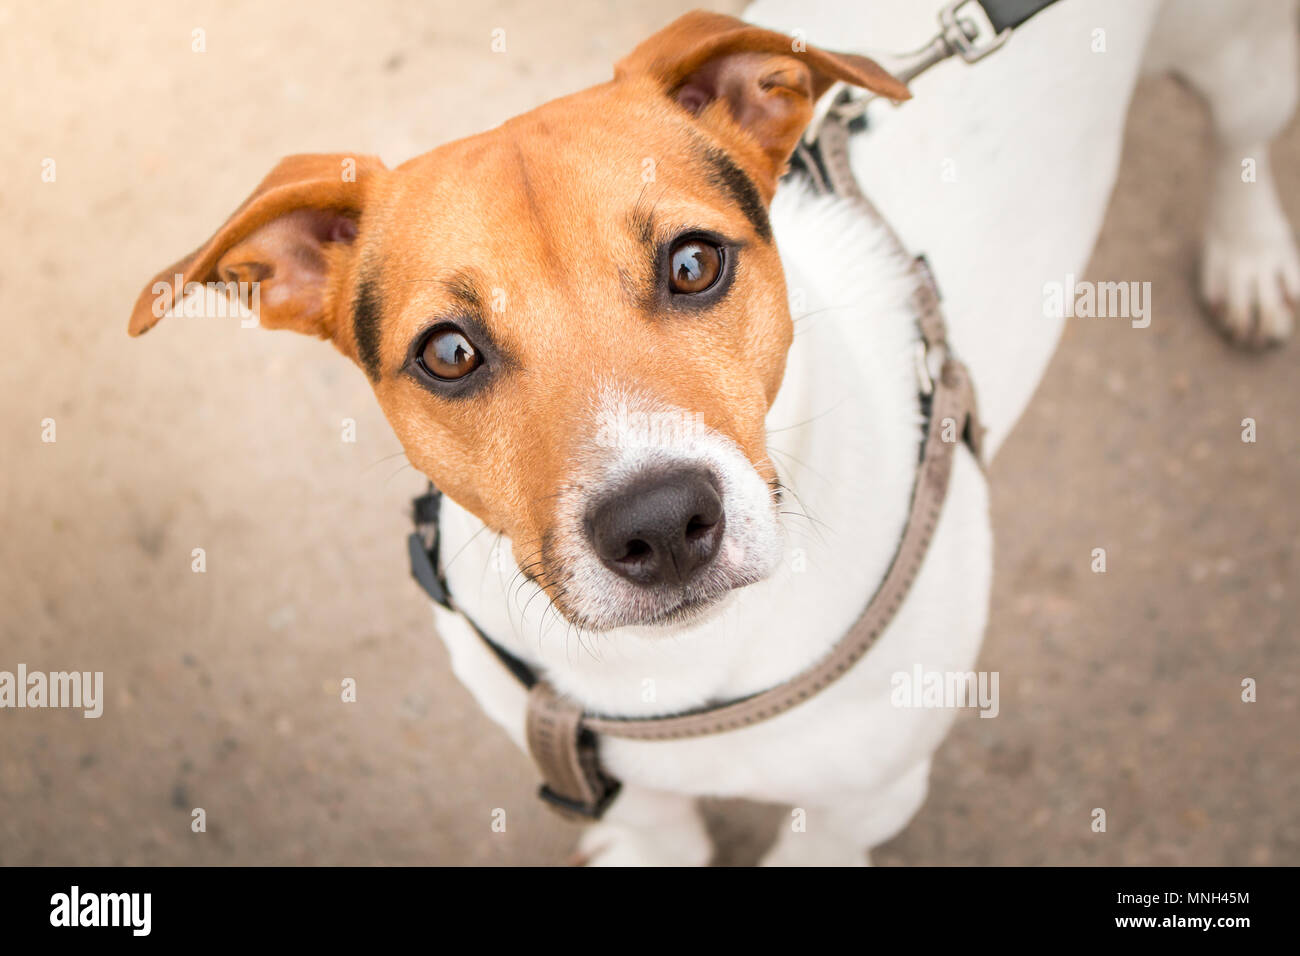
[126,11,904,621]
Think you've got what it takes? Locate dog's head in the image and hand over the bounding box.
[128,11,906,630]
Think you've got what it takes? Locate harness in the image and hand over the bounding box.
[409,0,1061,821]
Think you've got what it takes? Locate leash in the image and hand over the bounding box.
[802,0,1065,149]
[409,0,1061,822]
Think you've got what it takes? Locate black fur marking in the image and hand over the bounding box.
[443,271,483,312]
[353,275,384,382]
[699,145,771,242]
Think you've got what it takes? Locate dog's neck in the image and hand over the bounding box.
[438,180,926,716]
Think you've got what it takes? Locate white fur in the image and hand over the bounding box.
[432,0,1299,864]
[545,384,784,632]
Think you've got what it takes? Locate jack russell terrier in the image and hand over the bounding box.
[128,0,1298,865]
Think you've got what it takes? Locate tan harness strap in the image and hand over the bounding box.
[523,289,981,814]
[525,682,621,820]
[813,114,866,203]
[584,348,979,740]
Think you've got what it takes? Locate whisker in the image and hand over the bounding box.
[384,462,414,487]
[774,478,830,546]
[440,522,490,576]
[767,399,846,435]
[768,444,831,487]
[362,449,410,474]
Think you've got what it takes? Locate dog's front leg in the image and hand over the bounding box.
[760,758,932,867]
[573,785,711,867]
[1151,0,1300,346]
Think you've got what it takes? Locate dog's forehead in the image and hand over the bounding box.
[386,84,749,241]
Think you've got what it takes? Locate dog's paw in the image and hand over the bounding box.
[572,821,711,867]
[1200,231,1300,349]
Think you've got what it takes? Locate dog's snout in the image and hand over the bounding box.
[587,468,725,587]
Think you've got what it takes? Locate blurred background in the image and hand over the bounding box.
[1,0,1296,865]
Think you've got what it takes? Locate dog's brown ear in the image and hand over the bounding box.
[616,11,907,195]
[128,153,385,341]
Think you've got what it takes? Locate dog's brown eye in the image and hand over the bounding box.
[668,239,723,294]
[420,326,481,380]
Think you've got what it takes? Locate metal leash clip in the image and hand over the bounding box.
[804,0,1010,146]
[940,0,1012,64]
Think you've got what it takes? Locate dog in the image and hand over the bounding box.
[127,0,1299,865]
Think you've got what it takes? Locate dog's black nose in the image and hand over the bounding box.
[587,468,725,587]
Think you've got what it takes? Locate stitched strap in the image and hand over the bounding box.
[525,682,620,821]
[523,332,980,824]
[523,349,979,816]
[792,118,969,416]
[584,353,978,740]
[811,113,866,204]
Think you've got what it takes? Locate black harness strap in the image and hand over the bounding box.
[978,0,1063,34]
[409,488,539,689]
